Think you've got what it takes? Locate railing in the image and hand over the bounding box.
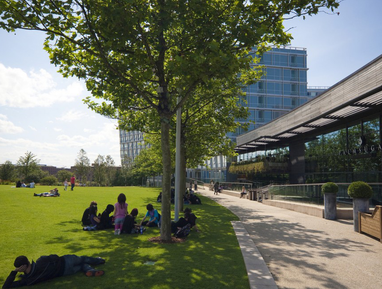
[268,183,382,207]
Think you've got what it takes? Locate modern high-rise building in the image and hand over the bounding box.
[119,130,146,166]
[187,46,327,182]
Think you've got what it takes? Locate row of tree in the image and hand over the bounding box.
[0,150,120,187]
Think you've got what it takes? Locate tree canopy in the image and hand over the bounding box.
[0,0,340,240]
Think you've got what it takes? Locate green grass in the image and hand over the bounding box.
[0,185,248,289]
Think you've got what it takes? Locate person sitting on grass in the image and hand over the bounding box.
[81,201,98,226]
[3,254,105,288]
[140,204,160,227]
[183,207,200,232]
[33,188,60,197]
[83,206,100,231]
[121,208,140,234]
[96,204,114,230]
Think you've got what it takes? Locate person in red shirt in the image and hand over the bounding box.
[70,175,76,191]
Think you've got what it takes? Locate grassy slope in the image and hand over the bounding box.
[0,185,248,289]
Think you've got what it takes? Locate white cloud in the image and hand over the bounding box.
[56,109,88,122]
[0,114,24,134]
[0,63,84,108]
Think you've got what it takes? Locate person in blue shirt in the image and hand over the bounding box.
[140,204,160,227]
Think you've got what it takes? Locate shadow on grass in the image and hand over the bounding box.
[33,194,248,289]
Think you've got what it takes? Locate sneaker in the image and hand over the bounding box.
[114,230,118,235]
[95,257,105,264]
[117,229,121,235]
[85,270,104,277]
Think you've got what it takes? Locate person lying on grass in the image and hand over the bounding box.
[33,188,60,197]
[3,254,105,288]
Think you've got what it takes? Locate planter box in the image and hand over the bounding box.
[358,205,382,242]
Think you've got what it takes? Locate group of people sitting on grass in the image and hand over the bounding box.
[82,193,199,237]
[156,188,202,205]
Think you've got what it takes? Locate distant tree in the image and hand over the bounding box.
[93,154,106,186]
[105,155,116,186]
[16,151,40,181]
[0,161,15,181]
[74,149,90,183]
[40,176,58,186]
[57,170,73,183]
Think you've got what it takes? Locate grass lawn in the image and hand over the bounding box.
[0,185,249,289]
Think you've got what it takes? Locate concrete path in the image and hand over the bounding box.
[198,187,382,289]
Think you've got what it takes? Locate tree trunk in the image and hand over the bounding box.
[160,119,172,241]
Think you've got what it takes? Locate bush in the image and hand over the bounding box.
[40,176,58,186]
[321,182,338,194]
[347,181,373,199]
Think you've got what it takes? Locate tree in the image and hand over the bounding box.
[93,154,106,186]
[74,149,90,183]
[57,170,73,183]
[104,155,116,186]
[16,151,40,181]
[0,0,340,240]
[0,161,15,181]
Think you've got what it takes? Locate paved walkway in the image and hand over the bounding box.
[198,187,382,289]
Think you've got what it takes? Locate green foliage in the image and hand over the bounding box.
[347,181,373,199]
[16,151,40,180]
[74,149,90,182]
[0,160,15,181]
[40,175,58,185]
[0,186,247,289]
[57,170,72,182]
[321,182,338,194]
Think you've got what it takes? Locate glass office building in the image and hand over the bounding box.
[119,130,146,165]
[188,46,321,182]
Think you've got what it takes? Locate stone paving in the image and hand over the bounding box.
[198,187,382,289]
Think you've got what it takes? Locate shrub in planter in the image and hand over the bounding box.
[321,182,339,194]
[348,181,373,231]
[322,182,338,220]
[347,181,373,199]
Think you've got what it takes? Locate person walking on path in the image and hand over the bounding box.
[3,254,105,288]
[70,175,75,191]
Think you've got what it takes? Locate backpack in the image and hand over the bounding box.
[174,223,191,238]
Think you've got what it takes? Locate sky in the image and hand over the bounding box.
[1,0,382,168]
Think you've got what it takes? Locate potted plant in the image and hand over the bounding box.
[322,182,338,220]
[347,181,373,231]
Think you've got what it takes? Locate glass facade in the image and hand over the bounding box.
[190,47,325,183]
[119,130,146,165]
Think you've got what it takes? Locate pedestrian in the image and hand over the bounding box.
[64,179,68,191]
[70,175,75,191]
[3,254,105,288]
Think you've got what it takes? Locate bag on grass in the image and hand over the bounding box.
[174,223,191,238]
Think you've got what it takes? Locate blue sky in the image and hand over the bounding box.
[1,0,381,168]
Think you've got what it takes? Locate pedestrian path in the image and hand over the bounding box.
[198,187,382,289]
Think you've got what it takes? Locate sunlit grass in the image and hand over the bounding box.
[0,185,248,289]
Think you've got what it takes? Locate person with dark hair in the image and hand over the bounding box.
[184,207,200,232]
[83,206,100,231]
[3,254,105,288]
[97,204,115,230]
[113,193,127,235]
[121,208,139,234]
[81,201,98,226]
[140,204,160,227]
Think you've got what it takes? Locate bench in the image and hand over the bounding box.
[358,205,382,242]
